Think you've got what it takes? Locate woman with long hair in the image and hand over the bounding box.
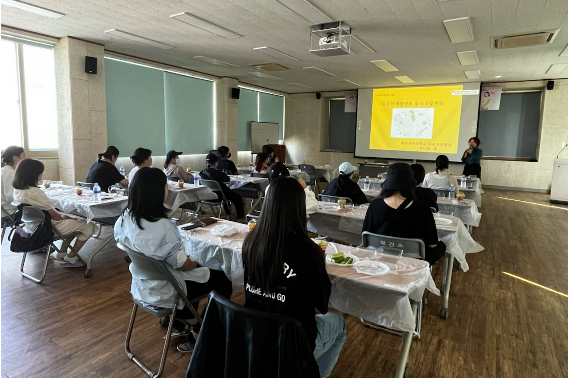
[422,155,460,195]
[12,159,96,267]
[86,146,128,192]
[322,162,368,205]
[163,150,194,183]
[252,153,269,174]
[1,145,25,219]
[243,177,346,377]
[362,163,445,265]
[114,167,232,352]
[128,147,152,184]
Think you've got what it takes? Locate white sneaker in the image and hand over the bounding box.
[50,251,66,260]
[58,255,83,268]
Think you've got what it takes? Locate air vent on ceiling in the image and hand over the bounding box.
[492,30,558,49]
[252,63,290,72]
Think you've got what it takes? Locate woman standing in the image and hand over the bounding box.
[462,137,483,179]
[243,177,346,378]
[86,146,129,192]
[128,148,152,184]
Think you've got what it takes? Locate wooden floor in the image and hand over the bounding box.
[2,189,568,378]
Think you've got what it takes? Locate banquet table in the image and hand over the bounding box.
[358,178,385,191]
[436,197,482,230]
[314,166,338,182]
[227,176,269,215]
[42,185,128,278]
[179,219,439,378]
[165,182,217,217]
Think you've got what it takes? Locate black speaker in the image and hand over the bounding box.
[316,92,321,99]
[85,56,97,74]
[547,80,554,90]
[231,88,240,99]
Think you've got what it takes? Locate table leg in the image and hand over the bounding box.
[440,253,454,319]
[394,302,418,378]
[247,195,262,215]
[80,234,115,278]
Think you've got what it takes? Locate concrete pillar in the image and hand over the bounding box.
[214,77,239,154]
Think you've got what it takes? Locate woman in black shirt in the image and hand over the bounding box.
[243,177,346,378]
[410,163,438,212]
[322,162,368,205]
[362,163,445,265]
[216,146,238,175]
[86,146,129,192]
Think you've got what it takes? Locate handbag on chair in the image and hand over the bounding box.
[9,204,54,253]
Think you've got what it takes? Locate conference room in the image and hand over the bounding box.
[1,0,568,377]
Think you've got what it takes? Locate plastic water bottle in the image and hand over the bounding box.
[449,184,455,199]
[460,175,467,189]
[364,176,370,191]
[249,162,253,172]
[93,183,101,203]
[194,174,200,187]
[412,159,416,164]
[119,166,125,177]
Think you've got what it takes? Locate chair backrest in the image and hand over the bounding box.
[251,173,269,179]
[1,205,15,221]
[299,164,317,185]
[198,179,229,202]
[21,205,46,225]
[186,291,319,378]
[77,182,94,189]
[317,194,353,205]
[245,214,259,222]
[361,231,425,260]
[166,175,180,182]
[432,189,450,198]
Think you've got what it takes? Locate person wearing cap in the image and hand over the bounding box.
[216,146,238,175]
[322,162,368,205]
[362,163,446,265]
[164,150,194,184]
[199,153,245,222]
[128,148,153,185]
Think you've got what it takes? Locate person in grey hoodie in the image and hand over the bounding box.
[163,150,194,184]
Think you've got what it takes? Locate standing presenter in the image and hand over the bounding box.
[462,137,483,179]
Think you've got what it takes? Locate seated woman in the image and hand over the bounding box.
[86,146,129,192]
[163,150,194,184]
[114,167,232,352]
[243,177,346,378]
[322,162,368,205]
[262,145,279,166]
[410,163,438,212]
[268,162,318,215]
[252,153,269,174]
[199,153,244,222]
[362,163,446,265]
[12,159,96,267]
[1,145,25,221]
[128,147,152,184]
[422,155,460,195]
[216,146,238,175]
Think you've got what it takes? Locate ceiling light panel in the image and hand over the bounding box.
[276,0,331,24]
[1,0,64,18]
[336,79,360,86]
[104,29,174,49]
[371,60,399,72]
[456,51,479,66]
[249,71,282,80]
[253,47,299,61]
[545,64,568,75]
[443,17,474,43]
[303,66,335,76]
[464,69,481,79]
[193,56,239,67]
[288,83,313,89]
[171,12,241,39]
[394,76,415,84]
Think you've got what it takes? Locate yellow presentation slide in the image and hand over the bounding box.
[370,85,463,154]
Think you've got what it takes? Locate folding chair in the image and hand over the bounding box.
[166,175,180,182]
[198,179,233,218]
[117,243,208,378]
[1,205,16,241]
[299,164,321,193]
[13,205,84,283]
[361,231,426,338]
[251,173,269,179]
[77,182,94,189]
[317,194,353,206]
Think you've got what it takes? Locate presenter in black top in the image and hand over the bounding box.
[461,137,483,179]
[216,146,238,175]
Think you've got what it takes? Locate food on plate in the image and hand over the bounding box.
[316,240,327,252]
[247,219,257,232]
[75,186,83,196]
[177,180,185,188]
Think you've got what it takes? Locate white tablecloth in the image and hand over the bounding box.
[165,183,217,214]
[179,220,439,333]
[307,204,484,272]
[315,166,338,182]
[288,170,311,183]
[358,178,385,191]
[227,176,269,192]
[437,198,482,227]
[42,186,127,223]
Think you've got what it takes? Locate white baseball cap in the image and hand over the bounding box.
[338,162,357,175]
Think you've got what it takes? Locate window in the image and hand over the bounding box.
[328,99,356,151]
[0,38,58,155]
[478,91,542,160]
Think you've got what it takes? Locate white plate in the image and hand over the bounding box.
[210,225,239,236]
[325,253,360,266]
[320,203,341,211]
[353,260,390,276]
[434,217,453,224]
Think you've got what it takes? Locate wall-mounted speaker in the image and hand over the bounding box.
[231,88,240,99]
[316,92,321,99]
[547,81,554,90]
[85,56,97,74]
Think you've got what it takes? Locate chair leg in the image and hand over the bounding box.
[125,303,177,378]
[1,225,6,241]
[20,245,51,284]
[91,223,102,238]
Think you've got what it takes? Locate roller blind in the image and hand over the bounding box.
[237,88,258,151]
[259,92,284,140]
[164,72,214,154]
[105,58,166,156]
[328,99,356,151]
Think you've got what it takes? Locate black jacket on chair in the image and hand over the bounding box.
[186,292,320,378]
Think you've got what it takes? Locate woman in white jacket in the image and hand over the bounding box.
[163,150,194,184]
[267,163,319,215]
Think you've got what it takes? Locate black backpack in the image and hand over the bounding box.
[9,204,54,253]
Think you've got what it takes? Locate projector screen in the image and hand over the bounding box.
[355,83,481,162]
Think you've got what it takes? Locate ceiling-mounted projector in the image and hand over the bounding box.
[310,21,352,57]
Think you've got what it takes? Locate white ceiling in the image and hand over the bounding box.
[2,0,568,93]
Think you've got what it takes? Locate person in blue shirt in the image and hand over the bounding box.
[461,137,483,179]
